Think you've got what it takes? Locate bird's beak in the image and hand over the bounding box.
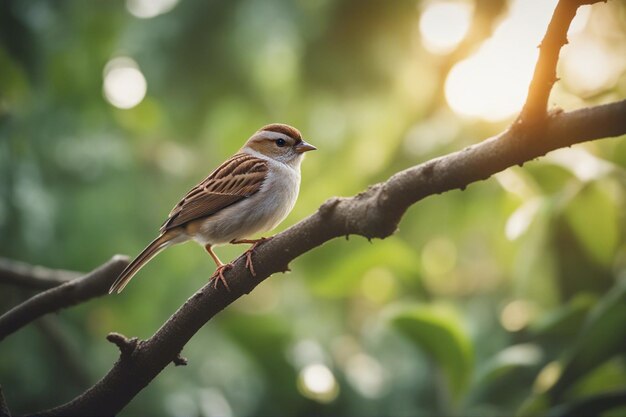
[294,140,317,153]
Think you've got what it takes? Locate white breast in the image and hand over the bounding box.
[193,153,301,246]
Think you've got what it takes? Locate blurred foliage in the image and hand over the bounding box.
[1,0,626,416]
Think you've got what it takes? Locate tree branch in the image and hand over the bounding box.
[0,258,81,291]
[519,0,603,123]
[38,99,626,416]
[0,256,129,342]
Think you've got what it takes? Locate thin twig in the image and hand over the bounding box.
[0,256,129,342]
[0,258,81,290]
[519,0,603,123]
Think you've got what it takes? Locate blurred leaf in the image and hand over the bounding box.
[563,182,620,266]
[525,163,573,196]
[529,293,596,340]
[549,279,626,399]
[545,390,626,417]
[469,344,543,409]
[0,46,30,109]
[517,392,550,417]
[551,217,613,299]
[308,238,420,297]
[387,303,473,403]
[568,357,626,400]
[219,313,301,415]
[477,344,542,383]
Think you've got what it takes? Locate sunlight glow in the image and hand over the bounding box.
[534,361,562,393]
[126,0,179,19]
[103,57,147,109]
[561,36,624,96]
[494,169,536,200]
[345,354,387,398]
[297,364,339,403]
[289,340,326,368]
[568,6,591,35]
[444,39,536,122]
[500,300,534,332]
[546,147,614,182]
[445,0,559,121]
[199,388,233,417]
[419,1,473,54]
[496,344,542,367]
[421,237,457,276]
[165,392,197,417]
[505,198,541,241]
[361,267,396,304]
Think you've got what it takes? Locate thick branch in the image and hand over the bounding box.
[38,99,626,417]
[0,258,81,290]
[0,256,129,342]
[520,0,603,123]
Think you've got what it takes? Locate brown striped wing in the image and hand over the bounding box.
[160,153,268,232]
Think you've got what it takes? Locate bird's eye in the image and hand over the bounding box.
[276,138,286,147]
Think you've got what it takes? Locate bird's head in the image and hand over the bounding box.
[242,123,316,166]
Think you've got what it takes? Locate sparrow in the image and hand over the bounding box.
[109,123,316,294]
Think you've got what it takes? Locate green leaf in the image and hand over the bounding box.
[517,393,550,417]
[550,279,626,399]
[387,303,474,402]
[308,238,420,297]
[563,182,620,266]
[529,293,596,339]
[477,344,543,383]
[470,344,543,409]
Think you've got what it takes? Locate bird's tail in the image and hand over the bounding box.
[109,234,172,294]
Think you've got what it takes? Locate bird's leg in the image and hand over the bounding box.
[205,244,232,290]
[230,237,268,277]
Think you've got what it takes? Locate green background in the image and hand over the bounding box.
[1,0,625,416]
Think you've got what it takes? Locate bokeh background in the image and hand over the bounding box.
[1,0,626,416]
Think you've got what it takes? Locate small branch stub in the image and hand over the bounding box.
[106,332,139,358]
[173,354,187,367]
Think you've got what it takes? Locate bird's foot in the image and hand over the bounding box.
[232,237,268,277]
[244,237,269,277]
[210,263,233,291]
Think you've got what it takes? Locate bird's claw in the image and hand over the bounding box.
[244,251,256,277]
[211,263,233,291]
[242,238,268,277]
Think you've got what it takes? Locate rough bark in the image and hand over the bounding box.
[0,256,129,342]
[0,258,81,290]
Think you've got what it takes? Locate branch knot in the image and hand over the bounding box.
[173,353,187,366]
[107,332,139,358]
[319,197,340,217]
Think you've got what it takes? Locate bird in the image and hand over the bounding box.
[109,123,316,294]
